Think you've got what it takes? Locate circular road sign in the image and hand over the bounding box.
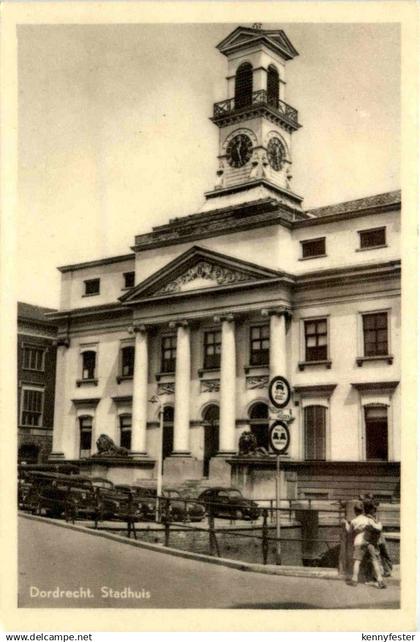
[268,376,291,409]
[269,421,290,454]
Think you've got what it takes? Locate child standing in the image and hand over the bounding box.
[346,499,386,589]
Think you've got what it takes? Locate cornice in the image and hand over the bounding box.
[295,260,401,291]
[58,253,134,274]
[293,384,337,397]
[351,381,399,392]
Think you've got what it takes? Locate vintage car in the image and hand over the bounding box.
[198,487,260,520]
[22,472,100,521]
[90,478,141,521]
[114,485,206,522]
[163,488,206,522]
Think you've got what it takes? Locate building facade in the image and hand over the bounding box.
[18,302,58,463]
[48,26,400,499]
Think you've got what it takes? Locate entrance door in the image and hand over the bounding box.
[365,405,388,461]
[249,402,269,451]
[203,404,219,477]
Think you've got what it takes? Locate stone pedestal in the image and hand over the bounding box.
[208,455,232,485]
[163,455,201,485]
[65,457,156,485]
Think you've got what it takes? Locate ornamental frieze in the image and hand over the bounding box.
[157,382,175,395]
[200,379,220,393]
[155,260,250,295]
[246,375,269,390]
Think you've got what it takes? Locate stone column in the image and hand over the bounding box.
[218,314,236,454]
[50,338,70,460]
[268,310,288,380]
[173,321,191,454]
[131,325,148,456]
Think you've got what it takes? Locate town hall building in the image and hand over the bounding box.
[48,26,401,500]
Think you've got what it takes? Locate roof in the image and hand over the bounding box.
[216,26,299,61]
[306,190,401,219]
[18,301,57,325]
[58,252,134,274]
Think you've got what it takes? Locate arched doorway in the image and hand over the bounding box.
[249,402,269,451]
[202,404,219,477]
[162,406,174,468]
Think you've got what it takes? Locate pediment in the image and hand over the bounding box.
[217,27,299,61]
[120,245,283,303]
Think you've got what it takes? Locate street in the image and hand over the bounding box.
[19,516,400,609]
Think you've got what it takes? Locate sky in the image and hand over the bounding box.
[18,23,400,308]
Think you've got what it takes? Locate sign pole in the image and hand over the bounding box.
[276,453,281,565]
[156,404,164,523]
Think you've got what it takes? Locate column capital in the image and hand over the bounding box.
[261,306,292,320]
[213,313,235,324]
[129,323,148,335]
[168,319,190,329]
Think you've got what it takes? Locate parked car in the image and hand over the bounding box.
[163,488,206,522]
[115,484,157,521]
[22,472,100,521]
[91,478,141,521]
[198,487,260,520]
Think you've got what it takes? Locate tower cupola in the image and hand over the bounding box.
[201,25,303,214]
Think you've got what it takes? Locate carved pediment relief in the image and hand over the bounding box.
[154,260,250,296]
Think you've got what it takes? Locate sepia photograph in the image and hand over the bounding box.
[1,2,417,632]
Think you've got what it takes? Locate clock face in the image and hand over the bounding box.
[226,134,253,168]
[267,136,285,171]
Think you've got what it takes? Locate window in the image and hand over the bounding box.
[121,346,135,377]
[304,319,328,361]
[84,278,100,296]
[267,65,279,108]
[250,325,269,366]
[120,414,132,450]
[162,406,174,466]
[22,345,45,371]
[203,330,221,369]
[79,416,93,458]
[234,62,253,110]
[82,350,96,380]
[249,402,269,451]
[304,405,326,460]
[123,271,135,288]
[301,237,326,259]
[363,312,388,357]
[20,387,44,427]
[359,227,386,249]
[161,336,176,373]
[365,405,388,461]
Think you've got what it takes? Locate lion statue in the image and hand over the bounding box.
[238,431,269,456]
[91,434,129,458]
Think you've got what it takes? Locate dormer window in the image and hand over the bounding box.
[267,65,279,108]
[84,278,100,296]
[235,62,253,109]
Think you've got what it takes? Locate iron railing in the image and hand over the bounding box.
[213,89,299,127]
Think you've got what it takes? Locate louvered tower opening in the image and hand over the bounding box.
[234,62,253,109]
[267,65,279,109]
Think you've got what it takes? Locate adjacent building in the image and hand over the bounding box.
[18,302,58,463]
[48,26,400,500]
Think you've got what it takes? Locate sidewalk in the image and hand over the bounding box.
[20,512,400,584]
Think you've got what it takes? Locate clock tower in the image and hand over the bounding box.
[201,25,303,214]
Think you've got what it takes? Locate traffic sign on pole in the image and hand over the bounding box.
[268,376,291,409]
[269,420,290,454]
